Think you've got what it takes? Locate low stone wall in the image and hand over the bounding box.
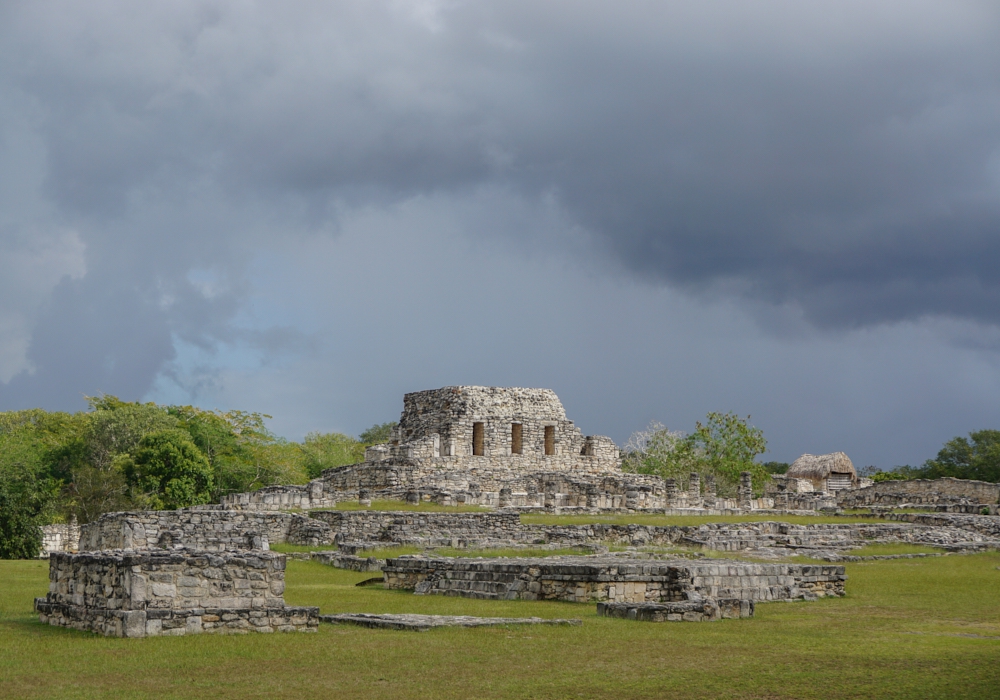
[311,551,385,572]
[383,555,846,603]
[80,509,1000,557]
[35,549,318,637]
[885,513,1000,539]
[79,510,329,552]
[839,478,1000,508]
[221,465,669,511]
[529,520,999,552]
[309,510,524,547]
[597,599,754,622]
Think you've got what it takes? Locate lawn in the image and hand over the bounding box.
[1,552,998,699]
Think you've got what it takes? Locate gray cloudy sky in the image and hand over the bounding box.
[2,1,1000,468]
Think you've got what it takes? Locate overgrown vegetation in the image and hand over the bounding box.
[621,412,770,494]
[0,398,397,553]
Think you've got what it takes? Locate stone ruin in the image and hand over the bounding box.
[221,386,654,511]
[35,549,318,637]
[214,387,1000,518]
[32,386,1000,631]
[382,555,847,604]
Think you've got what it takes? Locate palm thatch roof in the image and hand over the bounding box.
[786,452,856,481]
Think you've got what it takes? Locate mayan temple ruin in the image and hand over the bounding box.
[34,386,1000,637]
[221,386,664,511]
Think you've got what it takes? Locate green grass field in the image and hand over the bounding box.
[2,552,998,699]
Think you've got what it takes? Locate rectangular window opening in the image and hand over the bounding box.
[544,426,555,456]
[473,422,485,456]
[511,423,523,455]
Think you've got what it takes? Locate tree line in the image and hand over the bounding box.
[620,412,771,496]
[0,396,395,557]
[620,413,1000,491]
[871,430,1000,484]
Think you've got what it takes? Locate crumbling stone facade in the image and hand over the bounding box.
[35,549,318,637]
[376,387,619,465]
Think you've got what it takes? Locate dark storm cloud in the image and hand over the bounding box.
[2,0,1000,407]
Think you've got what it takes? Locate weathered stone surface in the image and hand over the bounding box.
[35,549,318,637]
[81,508,1000,559]
[383,555,846,603]
[311,551,385,572]
[320,613,581,631]
[39,517,81,557]
[311,510,524,548]
[597,599,754,622]
[839,478,1000,508]
[79,510,330,552]
[221,387,666,511]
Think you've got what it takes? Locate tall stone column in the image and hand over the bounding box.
[665,478,678,508]
[738,472,753,509]
[688,473,702,508]
[703,474,717,508]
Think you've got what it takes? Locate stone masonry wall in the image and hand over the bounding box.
[309,510,523,547]
[78,510,327,552]
[383,556,846,603]
[35,549,318,637]
[40,521,80,557]
[838,478,1000,507]
[221,464,665,511]
[395,387,579,458]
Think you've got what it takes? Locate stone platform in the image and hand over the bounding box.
[597,599,754,622]
[35,549,318,637]
[382,555,846,603]
[321,613,582,631]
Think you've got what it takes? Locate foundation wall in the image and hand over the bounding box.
[383,556,846,603]
[839,478,1000,507]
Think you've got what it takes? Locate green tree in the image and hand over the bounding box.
[298,432,366,479]
[0,468,49,558]
[922,430,1000,483]
[0,414,63,558]
[122,429,214,510]
[167,406,307,497]
[690,412,769,493]
[58,397,179,522]
[621,422,697,481]
[359,422,397,445]
[623,413,769,495]
[761,461,789,475]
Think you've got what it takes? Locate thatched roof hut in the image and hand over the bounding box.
[786,452,857,492]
